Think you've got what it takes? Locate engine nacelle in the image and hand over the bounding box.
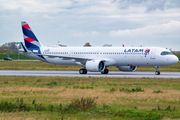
[86,60,105,72]
[117,66,137,72]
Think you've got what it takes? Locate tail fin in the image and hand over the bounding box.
[20,42,29,53]
[21,21,42,52]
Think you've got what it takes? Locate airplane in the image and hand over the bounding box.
[20,21,179,75]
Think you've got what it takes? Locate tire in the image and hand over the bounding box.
[101,69,109,74]
[79,69,87,74]
[79,69,84,74]
[104,69,109,74]
[84,69,87,74]
[155,71,160,75]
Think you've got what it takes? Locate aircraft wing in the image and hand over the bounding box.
[39,54,116,66]
[39,54,92,61]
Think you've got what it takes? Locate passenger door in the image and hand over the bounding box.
[150,49,156,59]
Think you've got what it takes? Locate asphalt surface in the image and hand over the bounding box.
[0,70,180,78]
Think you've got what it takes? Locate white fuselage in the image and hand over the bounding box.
[20,46,179,67]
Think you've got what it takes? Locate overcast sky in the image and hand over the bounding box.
[0,0,180,50]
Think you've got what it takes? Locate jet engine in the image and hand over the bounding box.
[86,60,105,72]
[117,66,137,72]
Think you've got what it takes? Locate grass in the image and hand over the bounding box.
[0,61,180,71]
[119,87,144,92]
[153,90,163,93]
[0,76,180,119]
[0,53,32,60]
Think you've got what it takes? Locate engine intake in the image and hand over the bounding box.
[86,60,105,72]
[117,66,137,72]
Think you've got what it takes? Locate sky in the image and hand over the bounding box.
[0,0,180,50]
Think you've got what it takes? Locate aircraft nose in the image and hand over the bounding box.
[172,55,179,64]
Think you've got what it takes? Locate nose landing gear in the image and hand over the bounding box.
[155,66,160,75]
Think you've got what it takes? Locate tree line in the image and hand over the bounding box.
[0,42,21,53]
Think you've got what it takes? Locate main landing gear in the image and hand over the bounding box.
[79,68,109,74]
[155,66,160,75]
[79,69,87,74]
[101,69,109,74]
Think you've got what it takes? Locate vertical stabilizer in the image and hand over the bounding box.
[20,42,29,53]
[21,21,42,51]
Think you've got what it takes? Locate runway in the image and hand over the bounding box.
[0,70,180,78]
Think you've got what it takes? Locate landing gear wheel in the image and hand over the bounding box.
[84,69,87,74]
[79,69,84,74]
[79,69,87,74]
[101,69,109,74]
[155,66,160,75]
[155,71,160,75]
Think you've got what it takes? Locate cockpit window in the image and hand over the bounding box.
[161,51,173,55]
